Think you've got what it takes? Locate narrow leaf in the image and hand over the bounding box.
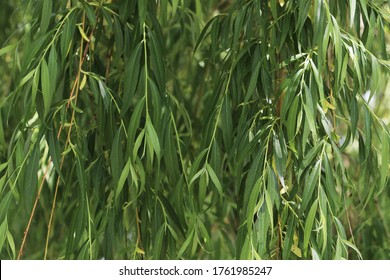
[115,158,131,203]
[0,44,16,57]
[303,200,318,256]
[349,0,356,28]
[77,25,90,42]
[301,161,320,212]
[380,129,389,192]
[40,0,52,34]
[206,163,223,200]
[41,59,52,117]
[0,218,8,252]
[145,116,161,159]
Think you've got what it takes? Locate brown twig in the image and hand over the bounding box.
[17,159,53,260]
[44,12,97,259]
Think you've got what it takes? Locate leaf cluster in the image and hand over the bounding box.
[0,0,389,260]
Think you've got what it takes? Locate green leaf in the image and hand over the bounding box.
[334,217,347,240]
[6,230,16,259]
[350,96,359,139]
[273,132,287,180]
[0,218,8,252]
[206,163,222,201]
[246,178,263,234]
[156,191,185,236]
[76,157,86,195]
[0,192,12,222]
[264,189,274,233]
[363,106,371,159]
[83,1,97,26]
[301,161,320,212]
[296,0,311,35]
[380,129,389,192]
[18,69,36,89]
[48,47,58,91]
[197,220,212,251]
[342,239,363,259]
[349,0,356,28]
[360,0,369,21]
[0,44,16,57]
[40,0,52,34]
[245,60,261,102]
[133,129,145,160]
[309,59,324,101]
[267,165,280,209]
[0,162,7,174]
[270,0,277,21]
[163,124,180,182]
[177,229,194,258]
[153,225,165,259]
[323,154,340,209]
[31,68,39,102]
[302,142,323,168]
[111,128,124,185]
[332,16,343,79]
[115,158,131,203]
[41,59,52,117]
[23,143,39,212]
[47,128,64,180]
[149,31,165,92]
[338,52,349,89]
[287,96,300,143]
[303,199,318,256]
[114,17,124,55]
[233,8,246,46]
[98,80,109,110]
[352,47,363,88]
[335,236,344,259]
[371,55,379,94]
[0,113,4,149]
[239,235,251,259]
[189,167,206,186]
[198,171,208,208]
[311,247,321,260]
[313,0,325,47]
[145,116,161,159]
[60,12,76,58]
[127,97,145,154]
[138,0,147,24]
[66,198,87,258]
[193,15,219,54]
[282,215,297,260]
[122,43,142,115]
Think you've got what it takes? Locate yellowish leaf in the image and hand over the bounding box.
[79,74,87,90]
[77,25,90,42]
[135,247,145,255]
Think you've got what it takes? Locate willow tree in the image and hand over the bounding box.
[0,0,389,260]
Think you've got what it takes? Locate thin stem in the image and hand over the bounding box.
[17,159,53,260]
[143,23,149,117]
[44,11,96,258]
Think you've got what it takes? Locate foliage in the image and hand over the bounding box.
[0,0,389,260]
